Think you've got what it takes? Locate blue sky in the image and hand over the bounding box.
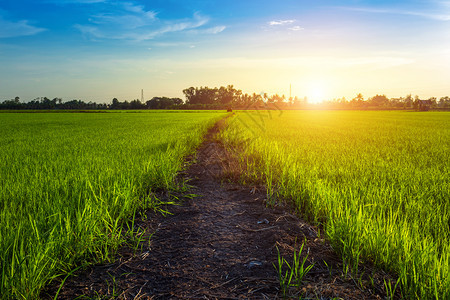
[1,0,449,102]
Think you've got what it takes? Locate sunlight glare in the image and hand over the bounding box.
[306,81,328,104]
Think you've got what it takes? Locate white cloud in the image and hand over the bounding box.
[87,2,157,29]
[150,42,183,47]
[159,13,208,33]
[289,26,304,31]
[342,6,450,21]
[0,14,46,38]
[74,2,218,41]
[205,26,226,34]
[74,24,103,39]
[268,19,295,26]
[266,19,303,32]
[405,11,450,21]
[189,25,226,35]
[46,0,106,3]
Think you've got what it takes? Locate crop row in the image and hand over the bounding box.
[0,111,225,299]
[220,110,450,299]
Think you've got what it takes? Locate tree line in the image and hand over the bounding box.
[0,96,183,110]
[2,86,450,110]
[324,94,450,110]
[181,86,450,110]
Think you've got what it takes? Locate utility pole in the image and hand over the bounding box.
[141,89,144,103]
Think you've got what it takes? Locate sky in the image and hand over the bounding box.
[0,0,450,103]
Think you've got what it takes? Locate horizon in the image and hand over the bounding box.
[4,87,445,106]
[1,0,450,102]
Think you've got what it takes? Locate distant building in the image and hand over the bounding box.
[417,100,432,111]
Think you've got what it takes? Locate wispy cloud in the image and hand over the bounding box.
[289,26,304,31]
[189,25,226,35]
[149,42,184,47]
[403,11,450,21]
[0,12,46,38]
[73,1,220,41]
[342,6,450,21]
[88,3,157,29]
[265,19,303,33]
[205,26,226,34]
[46,0,106,3]
[268,19,295,26]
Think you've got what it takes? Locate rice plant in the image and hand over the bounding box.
[0,111,225,299]
[221,110,450,299]
[274,241,314,297]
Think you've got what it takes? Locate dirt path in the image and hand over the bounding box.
[45,121,389,299]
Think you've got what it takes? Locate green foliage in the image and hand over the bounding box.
[182,85,241,105]
[274,241,314,297]
[145,97,183,109]
[221,111,450,299]
[0,111,225,299]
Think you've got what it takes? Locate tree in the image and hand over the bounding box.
[111,98,120,109]
[183,86,216,105]
[439,96,450,108]
[350,93,364,107]
[217,85,236,105]
[428,97,437,108]
[130,99,145,109]
[182,87,196,104]
[1,96,106,110]
[146,97,183,109]
[369,94,389,107]
[268,94,283,104]
[403,94,413,108]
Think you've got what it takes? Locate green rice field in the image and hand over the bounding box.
[221,110,450,299]
[1,110,449,299]
[0,111,225,299]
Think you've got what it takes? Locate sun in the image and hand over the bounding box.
[306,81,328,104]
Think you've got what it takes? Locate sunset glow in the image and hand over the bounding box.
[305,80,330,104]
[0,1,449,102]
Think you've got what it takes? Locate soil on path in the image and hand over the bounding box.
[44,121,390,299]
